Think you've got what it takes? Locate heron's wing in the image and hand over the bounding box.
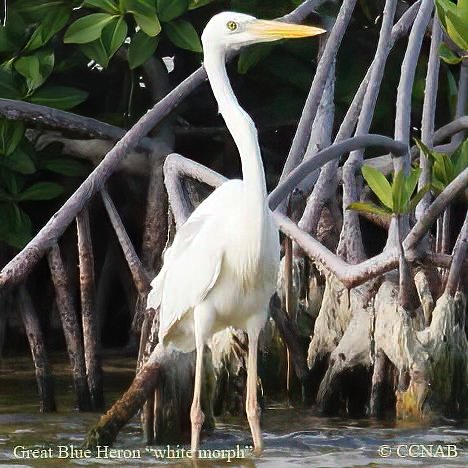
[147,180,242,342]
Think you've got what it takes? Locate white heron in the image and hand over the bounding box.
[147,12,324,455]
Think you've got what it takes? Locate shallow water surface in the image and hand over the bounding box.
[0,355,467,467]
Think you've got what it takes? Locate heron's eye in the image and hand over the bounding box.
[226,21,238,31]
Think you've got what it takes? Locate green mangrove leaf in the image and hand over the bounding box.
[445,8,468,50]
[135,12,162,37]
[101,16,128,59]
[29,85,88,109]
[14,0,67,15]
[188,0,217,9]
[80,39,110,67]
[413,138,432,158]
[64,13,116,44]
[436,153,454,186]
[165,20,202,52]
[392,170,406,214]
[361,165,393,210]
[14,55,41,92]
[432,179,446,194]
[41,158,89,177]
[0,27,17,54]
[435,0,468,50]
[157,0,189,22]
[83,0,120,14]
[0,120,25,156]
[121,0,155,16]
[439,43,462,64]
[128,31,160,69]
[435,0,457,30]
[347,202,392,217]
[408,184,431,212]
[460,0,468,16]
[452,139,468,175]
[0,203,33,249]
[122,0,161,36]
[403,167,422,208]
[0,69,21,99]
[18,182,64,201]
[0,147,35,174]
[25,7,71,51]
[0,169,24,196]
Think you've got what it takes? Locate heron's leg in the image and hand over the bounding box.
[246,329,262,454]
[190,304,213,457]
[190,342,204,456]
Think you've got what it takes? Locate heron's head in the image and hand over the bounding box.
[201,12,325,52]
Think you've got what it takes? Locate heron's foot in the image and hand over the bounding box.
[252,444,264,457]
[190,405,205,456]
[247,405,263,456]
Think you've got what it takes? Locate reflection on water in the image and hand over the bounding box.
[0,355,467,467]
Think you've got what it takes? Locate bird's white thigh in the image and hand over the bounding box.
[193,302,216,347]
[246,308,267,339]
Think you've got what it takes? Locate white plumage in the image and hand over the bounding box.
[147,11,324,455]
[148,179,279,352]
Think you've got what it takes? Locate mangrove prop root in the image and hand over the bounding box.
[374,281,468,419]
[77,209,104,411]
[414,270,434,326]
[316,308,371,414]
[18,286,56,412]
[48,243,91,411]
[269,294,311,396]
[84,355,161,449]
[370,349,390,418]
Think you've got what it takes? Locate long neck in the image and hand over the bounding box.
[204,47,267,206]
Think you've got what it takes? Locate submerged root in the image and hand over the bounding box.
[210,328,248,416]
[307,275,352,372]
[416,292,468,417]
[374,281,468,419]
[276,257,322,402]
[313,276,467,420]
[153,350,197,444]
[83,345,163,449]
[316,308,371,415]
[307,273,374,403]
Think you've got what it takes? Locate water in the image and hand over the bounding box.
[0,355,467,467]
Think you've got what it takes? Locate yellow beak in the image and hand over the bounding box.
[246,20,326,39]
